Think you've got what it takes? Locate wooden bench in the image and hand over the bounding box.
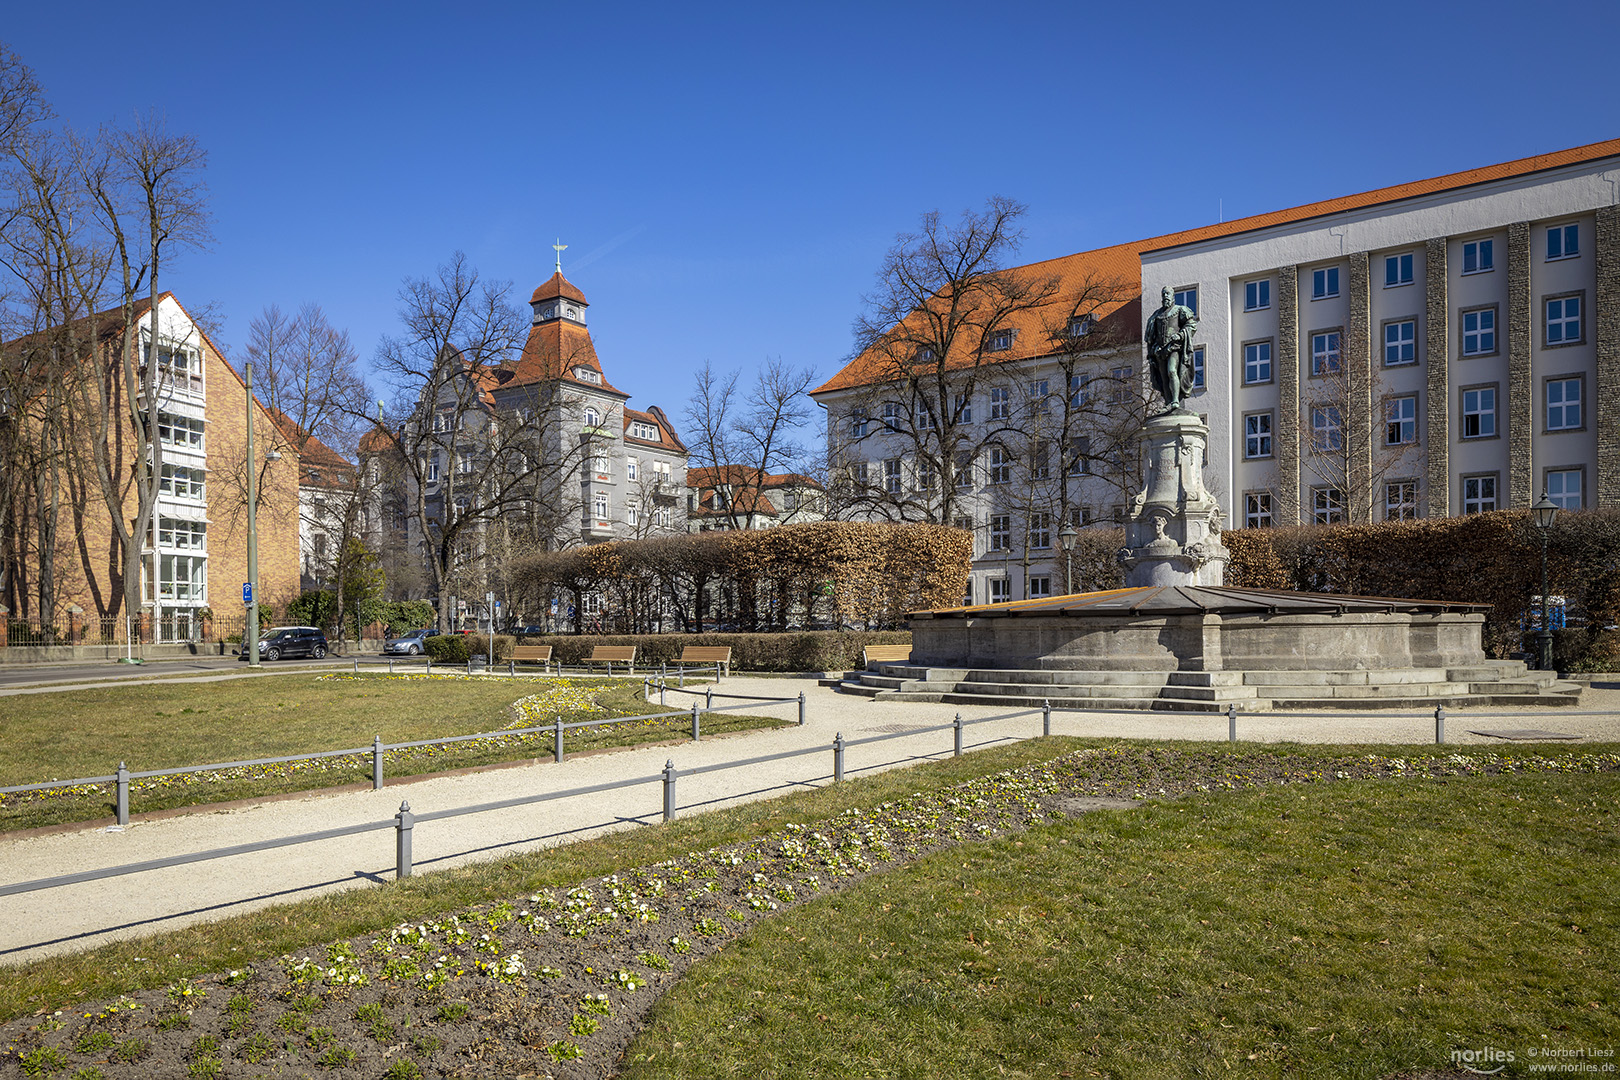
[509,645,552,673]
[583,645,636,675]
[862,644,912,670]
[678,645,733,679]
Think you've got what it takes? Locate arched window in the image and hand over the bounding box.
[584,407,600,427]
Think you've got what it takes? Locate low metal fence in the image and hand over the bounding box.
[0,701,1038,897]
[0,689,806,827]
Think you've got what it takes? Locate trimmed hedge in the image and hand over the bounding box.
[424,635,470,663]
[511,631,912,673]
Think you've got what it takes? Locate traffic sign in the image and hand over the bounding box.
[242,582,254,605]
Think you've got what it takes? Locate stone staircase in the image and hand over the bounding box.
[828,661,1582,711]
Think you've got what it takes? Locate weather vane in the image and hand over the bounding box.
[553,238,567,274]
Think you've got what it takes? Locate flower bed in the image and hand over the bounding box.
[4,747,1616,1078]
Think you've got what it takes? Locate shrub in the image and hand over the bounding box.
[468,634,514,661]
[424,635,470,663]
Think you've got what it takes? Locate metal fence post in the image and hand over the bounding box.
[660,678,667,707]
[388,658,395,675]
[706,686,713,711]
[509,659,515,676]
[679,663,685,688]
[116,761,129,826]
[1228,704,1237,744]
[833,732,844,782]
[554,718,565,763]
[425,658,432,675]
[372,736,384,790]
[1434,704,1445,745]
[395,801,414,879]
[353,657,359,674]
[1042,700,1051,737]
[691,701,701,742]
[953,712,963,757]
[663,759,677,822]
[467,659,473,675]
[798,690,806,726]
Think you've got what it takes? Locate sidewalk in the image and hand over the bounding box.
[3,678,1617,966]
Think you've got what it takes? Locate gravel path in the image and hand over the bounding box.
[3,676,1617,967]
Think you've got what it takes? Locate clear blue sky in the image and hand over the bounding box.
[6,0,1616,439]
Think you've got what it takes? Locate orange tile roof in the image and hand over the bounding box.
[504,317,629,398]
[266,408,356,489]
[529,271,588,306]
[624,405,687,452]
[815,136,1620,396]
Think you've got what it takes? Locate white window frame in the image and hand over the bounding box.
[626,457,638,481]
[1244,491,1273,528]
[1311,266,1340,300]
[1461,307,1497,356]
[593,491,609,519]
[1461,386,1497,439]
[988,446,1011,485]
[883,458,902,494]
[1243,340,1273,385]
[1386,395,1418,446]
[849,411,868,438]
[1028,575,1052,599]
[1244,411,1273,459]
[989,387,1010,420]
[1545,294,1583,346]
[1384,253,1414,287]
[1384,319,1416,366]
[1546,223,1579,261]
[988,328,1014,352]
[1310,330,1341,376]
[1462,238,1494,275]
[1546,376,1582,432]
[989,515,1011,552]
[1385,480,1419,521]
[1462,473,1498,514]
[1029,512,1052,550]
[1311,486,1344,525]
[954,393,973,424]
[1244,279,1271,311]
[988,577,1011,604]
[1310,405,1342,453]
[1546,468,1583,510]
[1174,286,1198,315]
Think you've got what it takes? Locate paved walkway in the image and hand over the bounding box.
[2,678,1617,966]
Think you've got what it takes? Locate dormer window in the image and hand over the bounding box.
[574,367,602,385]
[630,420,659,441]
[988,329,1014,352]
[1069,315,1093,337]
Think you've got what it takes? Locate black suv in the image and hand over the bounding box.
[240,626,328,661]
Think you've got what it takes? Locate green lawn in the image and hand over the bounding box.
[622,771,1620,1079]
[0,673,784,831]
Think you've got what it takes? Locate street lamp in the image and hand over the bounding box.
[1531,490,1559,672]
[1058,521,1079,596]
[245,360,260,668]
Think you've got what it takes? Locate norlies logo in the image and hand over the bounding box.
[1452,1046,1515,1074]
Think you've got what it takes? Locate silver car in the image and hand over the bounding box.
[385,628,434,655]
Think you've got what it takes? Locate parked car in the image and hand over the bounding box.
[512,625,545,637]
[384,627,434,655]
[239,626,328,662]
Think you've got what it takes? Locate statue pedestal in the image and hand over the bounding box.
[1118,411,1229,588]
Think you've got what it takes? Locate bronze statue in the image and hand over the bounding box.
[1145,285,1199,411]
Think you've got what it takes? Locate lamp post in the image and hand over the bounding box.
[1058,521,1079,596]
[245,361,260,668]
[1530,491,1559,672]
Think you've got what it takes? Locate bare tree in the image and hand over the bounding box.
[1299,341,1416,525]
[244,302,369,454]
[682,357,817,530]
[375,253,589,632]
[835,196,1063,525]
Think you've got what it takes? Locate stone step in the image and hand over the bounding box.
[1158,684,1262,702]
[936,691,1243,713]
[1241,668,1451,686]
[1262,692,1579,711]
[949,681,1166,700]
[1252,682,1465,699]
[960,669,1173,687]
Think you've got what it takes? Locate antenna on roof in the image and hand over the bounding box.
[553,238,567,274]
[1218,198,1223,223]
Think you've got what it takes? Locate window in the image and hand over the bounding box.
[1462,474,1497,514]
[952,514,974,533]
[1384,319,1416,365]
[954,393,973,423]
[1546,468,1583,510]
[1069,374,1088,408]
[1067,436,1090,475]
[431,411,451,434]
[462,454,479,474]
[881,401,902,431]
[849,411,868,438]
[157,553,206,602]
[1244,412,1273,459]
[962,579,974,607]
[1244,279,1271,311]
[159,464,206,501]
[1461,307,1497,356]
[1461,386,1497,439]
[851,462,869,489]
[1243,341,1273,384]
[1029,512,1052,550]
[1462,238,1494,274]
[574,367,601,385]
[1311,486,1344,525]
[1547,223,1579,261]
[1545,295,1582,346]
[989,387,1010,420]
[1069,315,1093,337]
[655,506,673,528]
[990,515,1011,551]
[157,517,206,551]
[1191,345,1206,390]
[626,456,638,481]
[1384,253,1414,287]
[157,412,205,452]
[584,407,600,428]
[1028,379,1050,412]
[989,578,1011,604]
[626,503,640,527]
[1385,481,1419,521]
[988,446,1011,484]
[1386,395,1418,445]
[593,491,609,519]
[591,453,609,477]
[1244,492,1273,529]
[1312,267,1340,299]
[1546,377,1582,431]
[1108,366,1134,405]
[1310,405,1342,452]
[1028,575,1052,599]
[988,329,1013,351]
[1078,506,1094,526]
[915,396,937,429]
[1174,286,1198,315]
[916,458,935,490]
[954,451,973,489]
[1029,442,1050,479]
[630,420,659,441]
[426,453,440,483]
[1311,330,1341,375]
[884,458,902,494]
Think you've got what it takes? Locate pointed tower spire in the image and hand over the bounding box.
[553,238,567,274]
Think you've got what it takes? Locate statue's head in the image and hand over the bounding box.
[1160,285,1174,307]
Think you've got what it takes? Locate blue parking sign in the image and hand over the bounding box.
[243,582,254,605]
